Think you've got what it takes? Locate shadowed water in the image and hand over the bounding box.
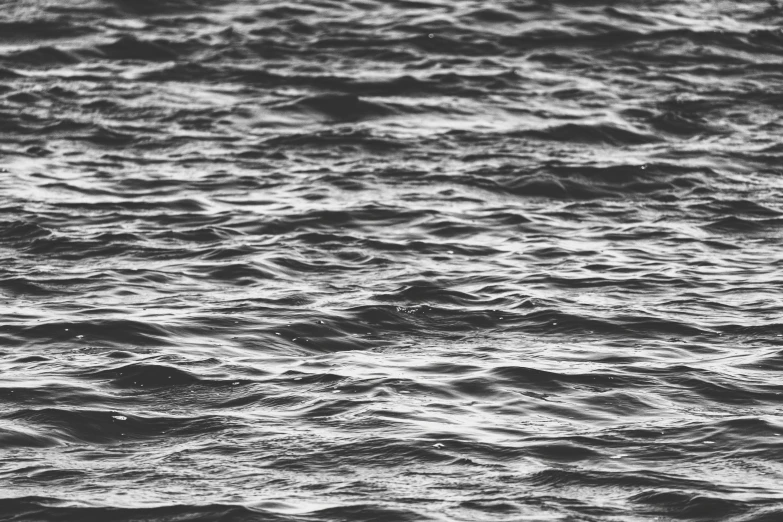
[1,1,783,520]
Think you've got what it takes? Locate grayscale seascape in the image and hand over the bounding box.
[1,1,783,520]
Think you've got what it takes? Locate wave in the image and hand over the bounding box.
[514,123,662,146]
[0,498,431,522]
[2,407,228,446]
[274,94,399,122]
[1,0,782,519]
[97,35,179,62]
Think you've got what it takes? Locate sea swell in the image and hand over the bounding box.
[1,0,783,521]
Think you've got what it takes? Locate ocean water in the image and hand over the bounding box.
[1,1,783,520]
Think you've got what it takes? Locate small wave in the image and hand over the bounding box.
[3,46,82,66]
[97,35,178,62]
[262,128,408,152]
[374,281,480,307]
[10,320,174,347]
[275,94,397,122]
[629,490,746,520]
[704,216,783,233]
[0,498,281,522]
[514,123,661,146]
[691,199,782,217]
[90,363,205,388]
[0,18,94,40]
[110,0,222,15]
[649,111,728,137]
[2,408,228,446]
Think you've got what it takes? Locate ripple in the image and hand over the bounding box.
[1,0,781,519]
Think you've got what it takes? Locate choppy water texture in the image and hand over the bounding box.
[1,0,783,520]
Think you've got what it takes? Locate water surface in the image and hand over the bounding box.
[2,1,783,520]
